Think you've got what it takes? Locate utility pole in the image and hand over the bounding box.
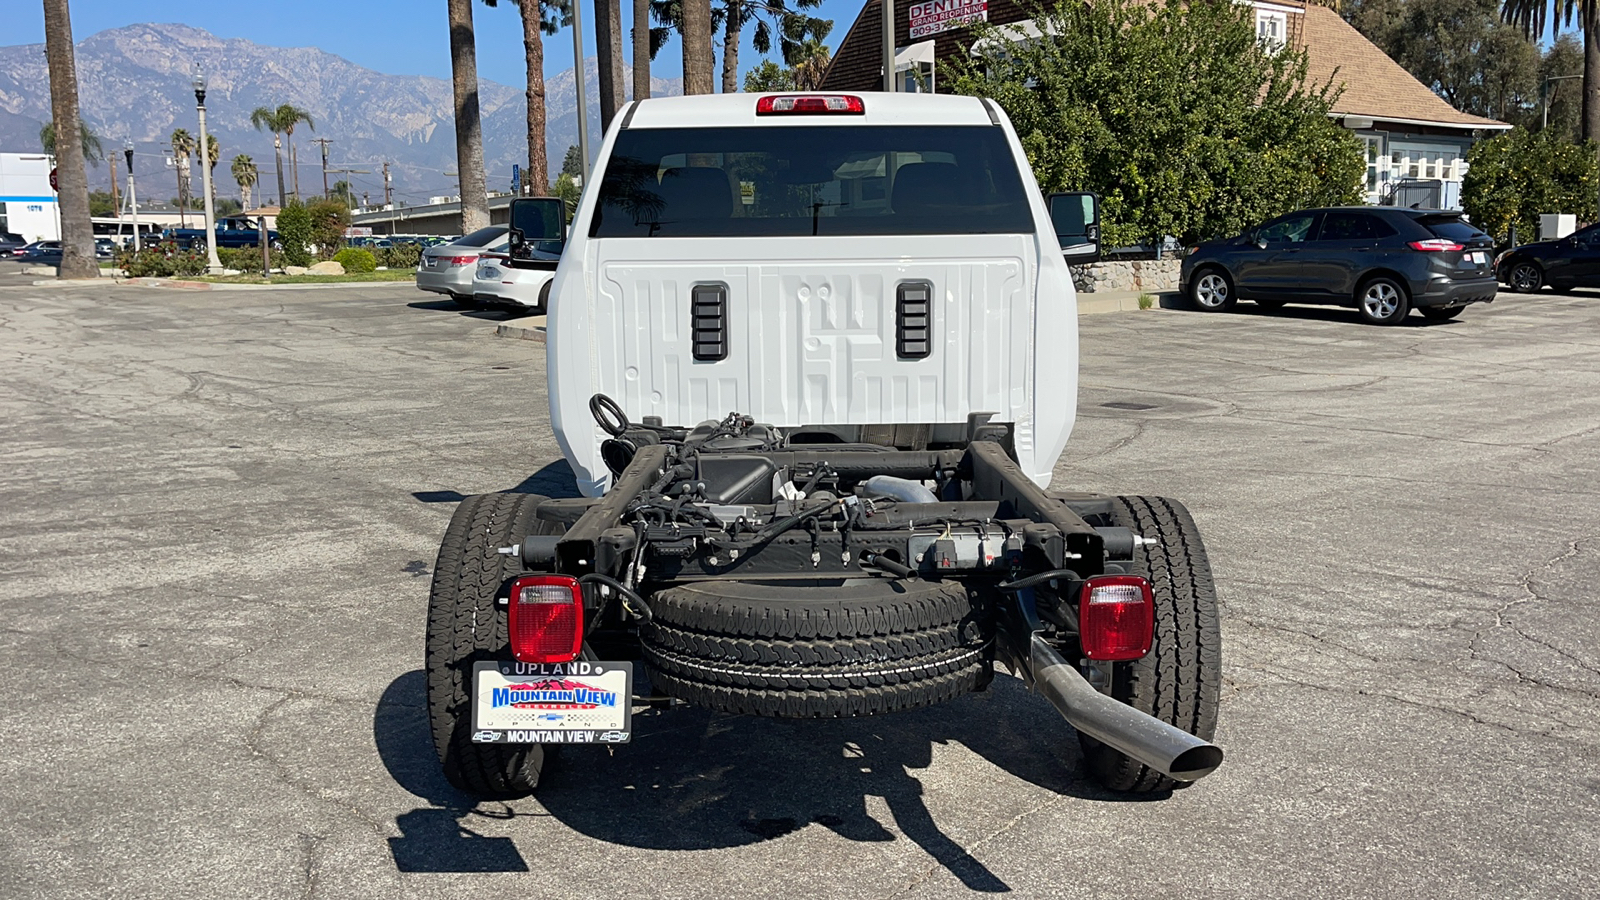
[124,141,141,253]
[312,138,333,199]
[383,161,393,206]
[109,152,121,217]
[883,0,896,92]
[571,0,590,182]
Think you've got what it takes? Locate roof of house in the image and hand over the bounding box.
[1298,4,1508,130]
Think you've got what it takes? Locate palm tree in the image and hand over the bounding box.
[447,0,491,232]
[171,128,194,228]
[484,0,566,200]
[41,0,97,279]
[39,121,104,165]
[634,0,651,101]
[1504,0,1600,144]
[718,0,828,94]
[232,154,258,209]
[249,106,288,206]
[204,133,220,205]
[789,33,832,90]
[682,0,714,94]
[277,106,314,200]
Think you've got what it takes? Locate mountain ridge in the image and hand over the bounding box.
[0,22,680,203]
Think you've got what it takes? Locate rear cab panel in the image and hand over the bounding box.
[546,93,1078,496]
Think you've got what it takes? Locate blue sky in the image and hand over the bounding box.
[8,0,866,86]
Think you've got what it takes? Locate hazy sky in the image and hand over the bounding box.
[7,0,866,85]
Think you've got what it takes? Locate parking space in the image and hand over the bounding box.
[0,281,1595,898]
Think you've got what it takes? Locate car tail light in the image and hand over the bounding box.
[442,255,479,266]
[1079,575,1154,661]
[756,95,865,115]
[1408,239,1464,252]
[507,575,584,663]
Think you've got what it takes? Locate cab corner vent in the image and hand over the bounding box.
[897,282,933,360]
[691,284,728,362]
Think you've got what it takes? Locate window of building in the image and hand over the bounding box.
[895,40,936,94]
[1256,10,1287,52]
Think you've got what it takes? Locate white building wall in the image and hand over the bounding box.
[0,152,59,241]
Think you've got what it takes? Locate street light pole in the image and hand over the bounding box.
[124,141,141,253]
[193,66,223,274]
[1542,74,1581,132]
[571,0,590,183]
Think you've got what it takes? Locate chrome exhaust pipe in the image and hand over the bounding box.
[1029,635,1223,783]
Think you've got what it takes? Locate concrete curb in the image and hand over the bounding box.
[495,314,547,343]
[111,277,417,292]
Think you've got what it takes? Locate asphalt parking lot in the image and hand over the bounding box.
[2,277,1596,899]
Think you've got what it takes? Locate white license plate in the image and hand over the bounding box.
[471,661,633,744]
[1467,251,1488,264]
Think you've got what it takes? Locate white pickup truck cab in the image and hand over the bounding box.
[539,92,1095,497]
[428,93,1221,800]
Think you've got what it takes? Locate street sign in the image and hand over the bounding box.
[909,0,987,38]
[512,164,522,195]
[48,167,58,191]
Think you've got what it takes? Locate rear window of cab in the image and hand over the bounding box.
[588,125,1035,238]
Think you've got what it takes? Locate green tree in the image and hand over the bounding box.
[945,0,1364,246]
[305,198,352,257]
[1462,127,1599,243]
[1541,34,1584,142]
[561,143,583,179]
[553,171,581,220]
[249,104,314,204]
[1502,0,1600,144]
[482,0,570,197]
[88,189,116,217]
[1346,0,1538,125]
[743,59,795,91]
[232,154,259,209]
[170,128,195,228]
[39,121,104,165]
[276,199,313,266]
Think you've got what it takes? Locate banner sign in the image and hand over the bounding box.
[909,0,988,39]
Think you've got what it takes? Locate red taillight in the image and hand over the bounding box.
[507,575,584,663]
[1408,239,1464,252]
[756,95,866,115]
[1079,575,1154,661]
[442,255,479,266]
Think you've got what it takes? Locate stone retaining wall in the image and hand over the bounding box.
[1070,259,1181,293]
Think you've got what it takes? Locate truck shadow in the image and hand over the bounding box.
[375,668,1165,886]
[410,459,580,506]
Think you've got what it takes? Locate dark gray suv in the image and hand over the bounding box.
[1179,207,1498,324]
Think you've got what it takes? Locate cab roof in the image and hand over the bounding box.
[620,92,999,129]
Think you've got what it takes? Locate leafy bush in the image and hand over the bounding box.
[333,247,377,273]
[1462,128,1599,245]
[218,246,285,272]
[276,201,313,267]
[375,243,423,269]
[114,241,207,278]
[306,199,352,258]
[945,0,1364,246]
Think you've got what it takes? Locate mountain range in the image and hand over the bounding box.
[0,23,681,205]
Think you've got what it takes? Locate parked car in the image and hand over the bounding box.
[415,226,509,306]
[0,231,26,256]
[18,241,62,264]
[162,218,280,250]
[1495,223,1600,293]
[95,238,116,259]
[1180,207,1498,324]
[470,251,558,312]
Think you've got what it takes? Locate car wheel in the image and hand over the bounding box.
[1507,262,1542,293]
[1420,306,1465,321]
[535,280,552,314]
[1356,276,1410,325]
[1189,268,1236,312]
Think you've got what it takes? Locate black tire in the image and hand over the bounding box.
[1356,275,1410,325]
[426,491,554,797]
[1080,496,1222,793]
[1420,305,1465,321]
[1188,267,1236,312]
[1506,262,1542,293]
[535,279,552,314]
[641,579,987,717]
[449,293,479,309]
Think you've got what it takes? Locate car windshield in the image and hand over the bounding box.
[589,125,1035,238]
[453,227,508,248]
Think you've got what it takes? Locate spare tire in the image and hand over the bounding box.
[641,578,988,718]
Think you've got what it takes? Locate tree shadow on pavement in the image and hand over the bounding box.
[376,665,1161,888]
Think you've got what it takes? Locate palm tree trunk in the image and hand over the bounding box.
[595,0,625,132]
[42,0,97,279]
[633,0,651,101]
[448,0,491,232]
[290,141,300,199]
[1586,9,1600,145]
[721,5,740,94]
[518,0,549,194]
[273,134,286,207]
[682,0,714,95]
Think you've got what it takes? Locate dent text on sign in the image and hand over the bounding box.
[909,0,988,39]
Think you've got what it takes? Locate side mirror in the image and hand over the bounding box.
[508,197,567,258]
[1048,191,1100,264]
